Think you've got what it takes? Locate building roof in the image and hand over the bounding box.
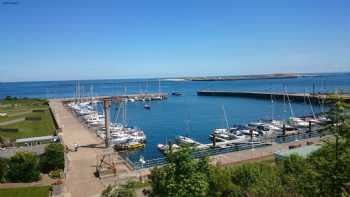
[15,135,58,143]
[275,145,321,159]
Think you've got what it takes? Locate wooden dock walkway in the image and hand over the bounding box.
[197,90,350,102]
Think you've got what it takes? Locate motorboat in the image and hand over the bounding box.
[114,139,145,151]
[144,104,151,109]
[171,92,183,96]
[157,143,180,153]
[289,117,309,127]
[176,136,199,146]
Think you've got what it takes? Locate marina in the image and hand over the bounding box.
[1,73,348,197]
[2,1,350,196]
[1,73,349,163]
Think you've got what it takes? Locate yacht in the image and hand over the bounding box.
[289,117,309,127]
[176,136,199,146]
[157,143,180,153]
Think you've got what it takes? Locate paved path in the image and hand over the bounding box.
[50,101,105,197]
[0,117,25,126]
[0,144,46,158]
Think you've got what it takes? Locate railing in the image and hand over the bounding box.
[122,142,271,170]
[275,131,321,144]
[121,130,324,170]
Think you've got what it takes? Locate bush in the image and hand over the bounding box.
[4,96,17,101]
[40,143,64,173]
[7,152,40,182]
[101,182,137,197]
[0,158,8,183]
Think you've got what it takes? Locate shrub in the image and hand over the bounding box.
[7,151,40,182]
[0,158,8,183]
[40,143,64,173]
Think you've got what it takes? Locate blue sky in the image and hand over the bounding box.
[0,0,350,82]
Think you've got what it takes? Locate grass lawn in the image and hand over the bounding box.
[0,186,50,197]
[0,99,56,141]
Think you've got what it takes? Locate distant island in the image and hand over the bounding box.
[170,73,306,81]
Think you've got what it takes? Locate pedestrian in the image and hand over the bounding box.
[74,143,78,152]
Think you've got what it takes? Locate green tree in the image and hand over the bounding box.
[230,162,284,196]
[278,154,320,196]
[40,143,64,173]
[309,142,350,197]
[207,166,240,197]
[0,158,8,183]
[320,96,350,196]
[7,151,40,182]
[0,136,10,147]
[149,148,210,197]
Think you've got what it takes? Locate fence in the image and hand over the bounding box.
[121,130,323,170]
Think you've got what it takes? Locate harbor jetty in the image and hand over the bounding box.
[50,92,168,103]
[197,90,350,103]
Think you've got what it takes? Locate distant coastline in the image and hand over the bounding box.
[2,72,349,83]
[174,73,303,82]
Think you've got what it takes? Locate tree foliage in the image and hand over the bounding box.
[7,151,40,182]
[278,154,320,196]
[150,148,209,197]
[0,158,8,183]
[101,181,137,197]
[40,143,65,173]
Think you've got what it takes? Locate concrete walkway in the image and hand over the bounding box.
[50,101,105,197]
[0,144,47,158]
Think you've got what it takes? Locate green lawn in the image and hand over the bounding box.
[0,99,56,141]
[0,186,50,197]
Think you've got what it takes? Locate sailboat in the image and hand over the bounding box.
[211,105,242,140]
[284,89,308,127]
[152,79,163,100]
[109,101,147,146]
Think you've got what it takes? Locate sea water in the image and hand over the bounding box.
[1,73,349,160]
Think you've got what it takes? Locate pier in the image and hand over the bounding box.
[197,90,350,102]
[49,100,149,197]
[50,92,168,103]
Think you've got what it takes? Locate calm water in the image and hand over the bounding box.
[1,73,350,160]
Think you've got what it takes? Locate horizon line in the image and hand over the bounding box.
[1,71,349,83]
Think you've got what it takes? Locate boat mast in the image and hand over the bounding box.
[284,88,295,117]
[90,85,94,104]
[222,105,229,129]
[270,94,274,120]
[124,101,127,126]
[307,95,316,119]
[78,81,81,103]
[75,81,77,102]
